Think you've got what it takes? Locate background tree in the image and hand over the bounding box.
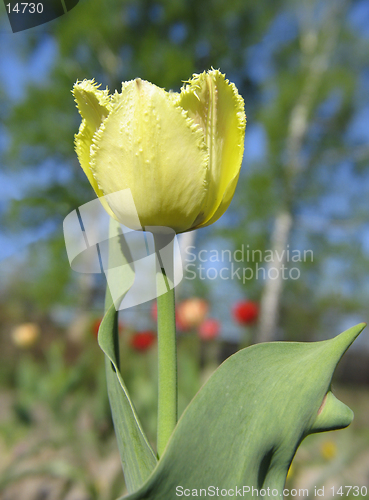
[1,0,369,343]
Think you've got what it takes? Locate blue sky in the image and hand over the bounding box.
[1,1,368,259]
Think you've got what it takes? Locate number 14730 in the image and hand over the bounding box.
[6,3,44,13]
[331,486,368,496]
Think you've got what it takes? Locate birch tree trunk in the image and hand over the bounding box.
[255,1,343,342]
[256,210,292,343]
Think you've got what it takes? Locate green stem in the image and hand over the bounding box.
[156,265,177,458]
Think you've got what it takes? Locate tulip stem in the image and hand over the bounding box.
[156,261,177,458]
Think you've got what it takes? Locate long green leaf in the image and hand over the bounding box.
[98,219,157,493]
[120,323,365,499]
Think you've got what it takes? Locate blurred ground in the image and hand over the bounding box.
[0,324,368,500]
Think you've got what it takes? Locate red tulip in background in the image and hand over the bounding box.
[151,301,158,321]
[92,318,103,338]
[175,313,188,332]
[130,331,156,351]
[92,318,124,338]
[198,318,220,341]
[233,300,259,325]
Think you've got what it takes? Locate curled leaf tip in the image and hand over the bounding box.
[311,391,354,433]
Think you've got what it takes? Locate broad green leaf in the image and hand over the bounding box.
[98,219,157,493]
[120,323,365,499]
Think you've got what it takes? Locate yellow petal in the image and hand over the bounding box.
[90,79,209,233]
[73,79,111,132]
[73,81,116,219]
[178,69,246,226]
[195,172,240,229]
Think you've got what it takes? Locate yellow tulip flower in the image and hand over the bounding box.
[73,70,246,233]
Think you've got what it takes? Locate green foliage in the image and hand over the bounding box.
[96,218,366,498]
[99,300,158,493]
[99,285,364,499]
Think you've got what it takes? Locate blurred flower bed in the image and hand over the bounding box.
[0,300,369,500]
